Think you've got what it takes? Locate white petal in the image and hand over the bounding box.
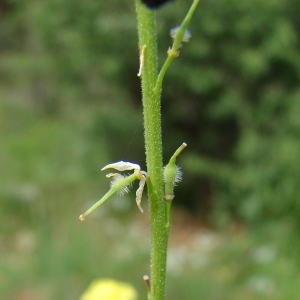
[101,161,141,172]
[136,175,146,213]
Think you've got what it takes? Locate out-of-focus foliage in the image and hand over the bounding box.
[0,0,144,164]
[168,0,300,227]
[157,0,300,228]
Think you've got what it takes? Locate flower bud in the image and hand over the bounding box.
[163,143,187,200]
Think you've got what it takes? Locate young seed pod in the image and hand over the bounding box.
[79,172,138,221]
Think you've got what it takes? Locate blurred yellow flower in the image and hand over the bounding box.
[80,279,138,300]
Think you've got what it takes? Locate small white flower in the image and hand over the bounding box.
[102,161,148,212]
[80,161,149,220]
[170,26,192,43]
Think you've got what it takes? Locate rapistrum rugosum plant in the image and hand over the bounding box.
[80,1,199,299]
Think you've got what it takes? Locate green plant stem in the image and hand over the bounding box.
[135,1,199,298]
[135,1,168,300]
[165,200,172,233]
[154,0,200,97]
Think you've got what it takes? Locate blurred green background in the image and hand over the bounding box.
[1,0,300,299]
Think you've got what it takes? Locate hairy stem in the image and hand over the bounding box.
[135,1,199,298]
[135,1,168,300]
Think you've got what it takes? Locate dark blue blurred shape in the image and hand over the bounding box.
[141,0,173,9]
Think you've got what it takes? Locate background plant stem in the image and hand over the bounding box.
[135,1,168,299]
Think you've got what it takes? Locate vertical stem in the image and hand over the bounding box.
[135,1,168,300]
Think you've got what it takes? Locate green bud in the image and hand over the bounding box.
[163,143,187,201]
